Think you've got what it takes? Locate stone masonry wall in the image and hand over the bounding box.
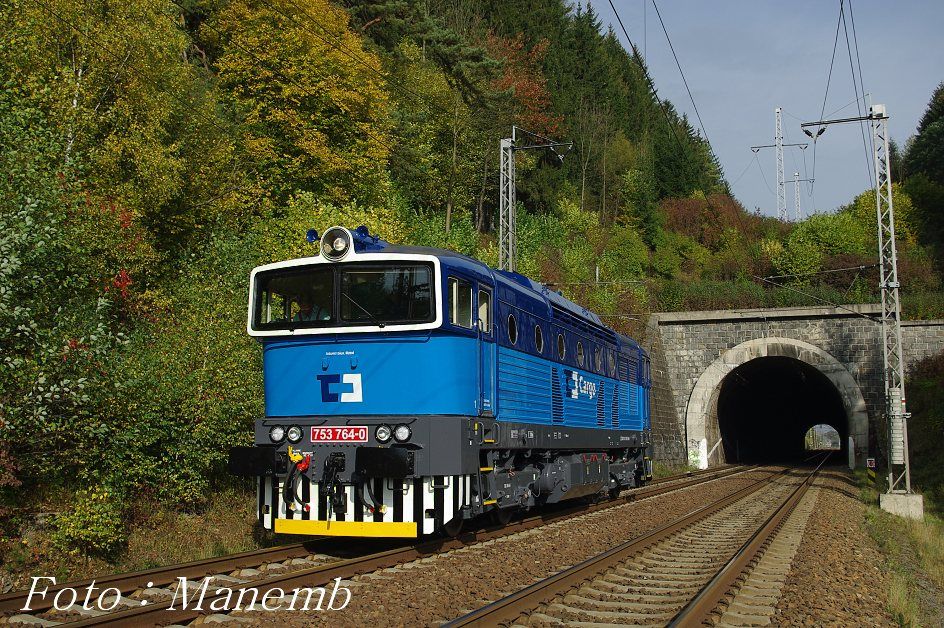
[902,320,944,370]
[643,319,686,465]
[643,305,944,465]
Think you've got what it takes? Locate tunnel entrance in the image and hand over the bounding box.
[715,356,848,463]
[685,337,869,469]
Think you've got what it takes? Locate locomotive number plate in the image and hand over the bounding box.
[310,426,368,443]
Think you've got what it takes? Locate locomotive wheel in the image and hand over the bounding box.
[491,507,515,526]
[442,516,464,538]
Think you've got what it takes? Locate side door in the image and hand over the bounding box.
[476,286,495,416]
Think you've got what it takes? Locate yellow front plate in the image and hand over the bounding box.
[274,518,418,538]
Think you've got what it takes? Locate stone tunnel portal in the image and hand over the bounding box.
[715,356,848,463]
[685,337,869,469]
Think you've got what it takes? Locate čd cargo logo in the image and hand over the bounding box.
[564,369,597,400]
[316,373,363,403]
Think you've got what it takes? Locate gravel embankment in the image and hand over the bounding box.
[772,468,895,626]
[234,468,782,626]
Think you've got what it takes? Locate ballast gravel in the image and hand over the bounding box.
[771,468,895,626]
[233,468,781,626]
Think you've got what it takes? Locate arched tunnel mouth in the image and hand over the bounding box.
[713,356,848,463]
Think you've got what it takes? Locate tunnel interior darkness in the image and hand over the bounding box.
[716,356,848,463]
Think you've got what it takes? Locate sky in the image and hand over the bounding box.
[587,0,944,218]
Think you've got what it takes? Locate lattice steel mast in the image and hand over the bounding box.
[870,104,910,493]
[801,104,912,494]
[751,107,807,221]
[794,172,801,220]
[498,127,572,272]
[793,172,814,221]
[776,108,786,220]
[498,134,516,272]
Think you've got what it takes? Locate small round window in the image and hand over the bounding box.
[507,314,518,345]
[576,341,585,367]
[535,325,544,353]
[594,347,603,372]
[608,351,617,377]
[557,333,566,360]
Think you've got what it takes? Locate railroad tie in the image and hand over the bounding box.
[715,486,820,627]
[5,615,61,627]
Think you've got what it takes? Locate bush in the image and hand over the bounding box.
[598,225,648,282]
[903,291,944,320]
[905,354,944,513]
[0,87,136,486]
[96,230,264,506]
[650,232,682,278]
[51,488,128,559]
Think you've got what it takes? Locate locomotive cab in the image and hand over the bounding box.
[228,226,652,538]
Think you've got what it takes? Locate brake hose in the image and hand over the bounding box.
[283,449,311,510]
[358,475,386,515]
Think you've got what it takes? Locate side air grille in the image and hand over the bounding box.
[618,357,629,382]
[552,367,564,423]
[596,382,605,426]
[612,384,620,428]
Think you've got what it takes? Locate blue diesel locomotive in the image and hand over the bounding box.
[228,226,651,538]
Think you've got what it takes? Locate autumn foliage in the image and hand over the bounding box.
[487,33,562,136]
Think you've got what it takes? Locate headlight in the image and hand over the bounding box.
[375,424,392,443]
[287,425,303,443]
[394,424,412,442]
[321,227,351,260]
[269,425,286,443]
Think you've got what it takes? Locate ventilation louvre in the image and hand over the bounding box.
[596,382,605,426]
[612,384,620,428]
[552,367,564,423]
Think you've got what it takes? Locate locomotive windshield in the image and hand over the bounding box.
[340,266,431,324]
[252,262,433,331]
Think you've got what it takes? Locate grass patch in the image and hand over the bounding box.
[863,500,924,627]
[120,487,267,572]
[907,513,944,590]
[888,571,923,627]
[853,353,944,625]
[857,468,944,626]
[651,461,697,479]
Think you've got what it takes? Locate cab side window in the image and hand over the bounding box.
[477,289,492,333]
[449,277,473,328]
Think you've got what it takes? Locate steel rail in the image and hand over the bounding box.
[668,452,830,626]
[26,465,756,626]
[0,464,741,617]
[444,463,809,627]
[0,542,324,615]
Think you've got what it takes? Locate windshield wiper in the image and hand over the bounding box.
[341,291,385,328]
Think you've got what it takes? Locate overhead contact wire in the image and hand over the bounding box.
[840,5,873,187]
[811,0,845,208]
[651,0,714,151]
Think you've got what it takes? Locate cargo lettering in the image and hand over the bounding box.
[564,370,597,400]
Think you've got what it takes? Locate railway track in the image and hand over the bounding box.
[0,465,750,626]
[446,454,828,627]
